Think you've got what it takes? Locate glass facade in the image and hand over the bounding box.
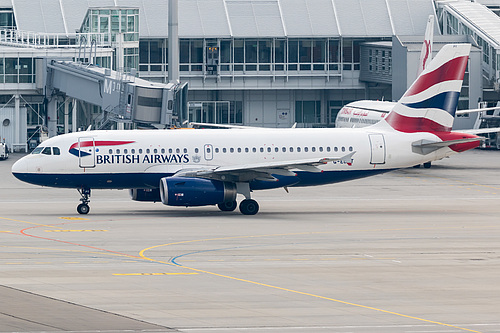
[0,57,35,83]
[139,37,362,77]
[0,8,15,29]
[81,8,139,72]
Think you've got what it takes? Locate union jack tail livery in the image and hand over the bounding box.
[385,44,470,133]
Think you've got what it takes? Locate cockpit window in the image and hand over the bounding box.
[31,147,43,154]
[53,147,61,155]
[42,147,52,155]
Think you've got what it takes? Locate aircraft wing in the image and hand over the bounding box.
[174,152,356,182]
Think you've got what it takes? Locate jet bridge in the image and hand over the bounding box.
[44,60,188,136]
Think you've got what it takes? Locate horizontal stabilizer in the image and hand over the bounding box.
[459,127,500,135]
[412,137,482,155]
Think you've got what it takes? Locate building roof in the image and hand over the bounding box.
[0,0,437,38]
[442,0,500,47]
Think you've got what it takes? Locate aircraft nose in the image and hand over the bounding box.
[11,156,28,175]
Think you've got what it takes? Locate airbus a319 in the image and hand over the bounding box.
[12,44,480,215]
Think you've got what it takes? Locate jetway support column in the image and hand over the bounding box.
[64,98,69,134]
[48,98,57,138]
[72,98,77,132]
[14,94,20,149]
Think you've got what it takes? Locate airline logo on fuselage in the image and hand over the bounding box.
[69,140,190,165]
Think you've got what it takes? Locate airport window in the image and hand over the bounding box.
[295,101,321,123]
[53,147,60,155]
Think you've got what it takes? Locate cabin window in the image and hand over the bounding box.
[53,147,61,155]
[237,147,242,153]
[312,147,316,152]
[161,148,165,154]
[124,149,128,154]
[290,147,294,152]
[131,149,136,154]
[252,147,256,153]
[215,148,219,153]
[176,148,180,153]
[195,148,199,153]
[139,149,143,154]
[184,148,188,153]
[245,147,249,153]
[230,148,234,153]
[334,147,338,152]
[342,147,345,152]
[319,147,323,152]
[349,146,353,152]
[116,149,121,154]
[146,149,150,154]
[31,147,43,154]
[267,147,271,152]
[42,147,52,155]
[327,147,331,152]
[169,148,173,154]
[282,147,286,152]
[275,147,279,152]
[108,149,113,154]
[153,149,158,154]
[304,147,309,152]
[260,147,264,152]
[223,148,227,153]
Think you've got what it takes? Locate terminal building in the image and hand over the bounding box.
[0,0,499,151]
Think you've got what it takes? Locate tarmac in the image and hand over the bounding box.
[0,150,499,333]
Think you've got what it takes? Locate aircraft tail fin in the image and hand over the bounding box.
[384,43,470,133]
[417,15,434,76]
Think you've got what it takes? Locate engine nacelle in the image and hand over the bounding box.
[130,188,161,202]
[159,177,237,207]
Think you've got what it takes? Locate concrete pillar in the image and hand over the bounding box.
[47,98,57,137]
[168,0,179,84]
[72,98,77,132]
[14,94,20,149]
[64,98,69,134]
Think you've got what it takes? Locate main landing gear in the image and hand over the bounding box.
[77,188,91,214]
[217,199,259,215]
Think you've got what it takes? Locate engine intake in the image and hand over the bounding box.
[159,177,237,207]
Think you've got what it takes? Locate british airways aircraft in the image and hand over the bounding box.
[12,44,481,215]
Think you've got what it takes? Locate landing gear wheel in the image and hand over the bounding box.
[77,188,91,215]
[218,200,237,212]
[423,162,432,168]
[239,199,259,215]
[77,203,90,215]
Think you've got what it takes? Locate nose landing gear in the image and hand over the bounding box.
[77,188,91,214]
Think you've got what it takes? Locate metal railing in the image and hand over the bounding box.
[0,29,112,48]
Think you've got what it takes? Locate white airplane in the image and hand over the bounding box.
[12,44,481,215]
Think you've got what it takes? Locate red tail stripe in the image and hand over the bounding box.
[404,56,468,97]
[385,112,451,133]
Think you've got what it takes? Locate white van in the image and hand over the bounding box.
[0,142,8,160]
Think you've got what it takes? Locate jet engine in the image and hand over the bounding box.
[159,177,237,207]
[130,188,162,202]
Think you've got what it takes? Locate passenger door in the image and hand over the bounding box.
[78,137,96,168]
[369,134,386,164]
